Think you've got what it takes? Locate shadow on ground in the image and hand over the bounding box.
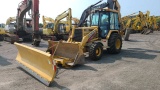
[124,39,147,42]
[85,48,160,64]
[17,66,69,89]
[71,64,98,71]
[0,56,12,66]
[50,82,70,90]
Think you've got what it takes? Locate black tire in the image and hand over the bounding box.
[107,33,122,54]
[89,43,103,60]
[0,35,4,41]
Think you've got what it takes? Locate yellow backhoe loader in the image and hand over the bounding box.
[15,0,122,86]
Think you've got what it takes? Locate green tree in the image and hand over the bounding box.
[39,23,43,28]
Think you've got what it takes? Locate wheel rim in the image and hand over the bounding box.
[96,47,101,56]
[115,39,121,49]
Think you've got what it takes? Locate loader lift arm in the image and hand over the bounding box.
[16,0,41,46]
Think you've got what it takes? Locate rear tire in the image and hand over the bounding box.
[107,33,122,54]
[89,43,103,61]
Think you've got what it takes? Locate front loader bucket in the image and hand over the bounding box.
[14,42,56,86]
[47,40,85,67]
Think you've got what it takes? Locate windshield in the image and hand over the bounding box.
[100,12,109,26]
[91,12,110,26]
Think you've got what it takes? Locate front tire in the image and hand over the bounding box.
[89,43,103,61]
[107,33,122,54]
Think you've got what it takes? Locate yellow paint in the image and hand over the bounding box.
[115,39,121,49]
[15,42,56,82]
[96,47,101,56]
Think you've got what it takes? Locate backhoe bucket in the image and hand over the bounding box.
[14,42,56,86]
[47,40,85,67]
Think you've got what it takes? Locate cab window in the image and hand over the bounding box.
[91,13,99,26]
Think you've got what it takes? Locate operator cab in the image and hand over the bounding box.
[46,23,54,29]
[91,9,120,39]
[46,22,66,34]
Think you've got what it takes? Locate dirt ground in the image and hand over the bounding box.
[0,31,160,90]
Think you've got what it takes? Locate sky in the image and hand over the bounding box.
[0,0,159,23]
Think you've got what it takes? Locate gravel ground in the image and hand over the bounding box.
[0,31,160,90]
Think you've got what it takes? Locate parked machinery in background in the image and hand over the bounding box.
[3,0,41,46]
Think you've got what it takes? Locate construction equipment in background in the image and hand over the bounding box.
[0,17,16,41]
[42,16,55,29]
[42,15,67,40]
[4,17,16,33]
[157,16,160,31]
[6,17,16,25]
[121,12,141,40]
[0,23,5,41]
[3,0,41,46]
[15,0,122,86]
[139,11,152,34]
[42,16,79,41]
[153,16,160,30]
[147,16,158,31]
[72,17,79,26]
[122,11,153,40]
[52,8,72,40]
[42,15,55,40]
[42,8,79,41]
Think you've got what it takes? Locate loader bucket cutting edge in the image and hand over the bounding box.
[14,42,56,86]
